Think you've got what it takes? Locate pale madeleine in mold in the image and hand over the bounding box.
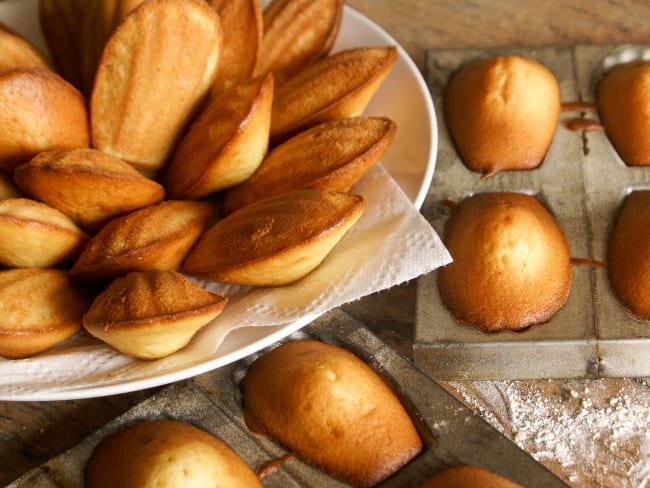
[85,419,261,487]
[444,55,560,176]
[240,340,422,487]
[438,192,571,332]
[607,190,650,319]
[597,60,650,166]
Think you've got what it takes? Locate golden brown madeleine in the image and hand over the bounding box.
[224,116,396,213]
[256,0,343,85]
[438,192,571,332]
[420,465,523,488]
[444,55,560,176]
[269,46,398,144]
[607,191,650,319]
[0,268,92,359]
[90,0,222,173]
[0,198,89,268]
[241,340,423,487]
[181,188,365,286]
[209,0,263,95]
[0,68,89,172]
[39,0,87,87]
[597,60,650,166]
[78,0,146,96]
[83,270,227,359]
[86,419,262,487]
[71,200,213,283]
[0,171,21,199]
[0,22,50,73]
[164,73,273,200]
[14,148,165,233]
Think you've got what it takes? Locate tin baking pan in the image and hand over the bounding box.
[7,309,565,487]
[415,44,650,380]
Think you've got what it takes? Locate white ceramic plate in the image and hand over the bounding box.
[0,0,438,400]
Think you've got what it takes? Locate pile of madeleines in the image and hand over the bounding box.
[439,53,650,332]
[0,0,404,360]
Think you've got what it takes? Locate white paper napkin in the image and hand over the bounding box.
[0,164,451,398]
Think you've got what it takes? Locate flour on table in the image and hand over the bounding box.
[447,379,650,488]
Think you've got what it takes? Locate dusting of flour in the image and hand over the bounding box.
[446,379,650,488]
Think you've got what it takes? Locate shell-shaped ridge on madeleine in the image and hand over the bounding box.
[182,188,365,286]
[256,0,343,84]
[83,270,227,359]
[14,148,165,233]
[164,73,274,199]
[269,45,398,144]
[71,200,213,283]
[224,115,396,213]
[90,0,223,172]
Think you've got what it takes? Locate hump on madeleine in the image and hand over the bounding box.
[181,188,365,286]
[85,419,262,488]
[0,68,89,172]
[14,148,165,232]
[256,0,343,85]
[71,200,213,282]
[83,270,227,359]
[240,340,422,487]
[444,55,560,176]
[438,192,571,332]
[597,60,650,166]
[224,116,396,213]
[0,268,92,359]
[269,46,398,144]
[90,0,222,172]
[607,190,650,319]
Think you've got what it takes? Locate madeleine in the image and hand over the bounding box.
[90,0,222,172]
[15,148,165,232]
[438,192,571,332]
[444,55,560,176]
[269,46,397,144]
[597,60,650,166]
[607,191,650,319]
[0,22,50,73]
[224,116,396,213]
[256,0,343,84]
[208,0,262,94]
[0,198,89,268]
[83,270,227,359]
[0,268,92,359]
[421,465,523,488]
[241,340,422,487]
[0,68,89,171]
[182,188,365,286]
[86,420,261,487]
[164,73,273,199]
[71,200,213,282]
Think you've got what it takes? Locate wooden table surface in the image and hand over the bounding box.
[3,1,650,487]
